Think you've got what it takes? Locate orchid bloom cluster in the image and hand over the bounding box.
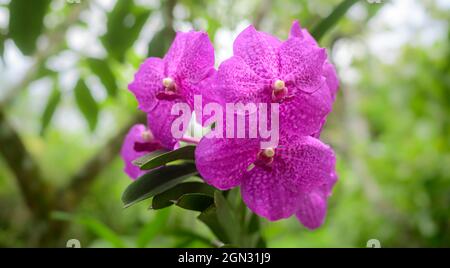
[120,21,339,230]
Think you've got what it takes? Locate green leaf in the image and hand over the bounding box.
[9,0,51,55]
[214,191,241,245]
[132,149,169,165]
[169,228,214,247]
[152,181,215,210]
[78,217,126,248]
[175,193,215,212]
[311,0,359,41]
[247,212,260,234]
[74,80,99,131]
[35,65,55,80]
[50,211,126,248]
[147,27,175,58]
[102,1,152,62]
[122,163,198,208]
[133,145,196,170]
[87,58,118,98]
[256,237,267,248]
[136,209,170,248]
[40,83,61,135]
[197,205,229,244]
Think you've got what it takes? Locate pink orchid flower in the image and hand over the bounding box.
[195,131,336,229]
[210,21,337,137]
[120,123,163,180]
[128,31,215,148]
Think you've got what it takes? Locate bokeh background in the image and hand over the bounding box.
[0,0,449,247]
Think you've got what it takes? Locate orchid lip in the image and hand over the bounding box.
[158,77,179,100]
[272,87,288,102]
[134,141,160,152]
[156,91,181,101]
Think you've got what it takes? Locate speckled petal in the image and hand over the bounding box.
[295,190,328,230]
[195,137,260,190]
[120,124,149,180]
[164,31,215,107]
[279,37,327,93]
[280,82,332,136]
[215,56,270,105]
[241,162,304,221]
[278,135,336,192]
[289,21,339,100]
[323,62,339,100]
[289,22,317,45]
[128,58,165,113]
[241,135,336,220]
[233,25,280,79]
[296,169,338,229]
[289,20,304,39]
[146,104,181,149]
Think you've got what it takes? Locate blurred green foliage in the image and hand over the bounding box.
[0,0,449,247]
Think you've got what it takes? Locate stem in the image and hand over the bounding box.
[179,136,200,145]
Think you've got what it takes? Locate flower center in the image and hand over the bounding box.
[157,77,181,100]
[272,79,288,101]
[162,77,176,93]
[256,148,275,166]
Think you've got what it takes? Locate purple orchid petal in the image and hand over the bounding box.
[279,37,327,93]
[289,22,317,45]
[215,56,270,105]
[289,20,304,39]
[241,162,304,221]
[164,31,215,107]
[163,31,190,76]
[128,58,165,113]
[233,25,281,79]
[120,124,150,180]
[326,171,339,195]
[146,105,180,149]
[289,21,340,100]
[323,62,339,100]
[280,81,332,136]
[129,30,214,147]
[260,31,283,50]
[195,136,260,190]
[241,135,336,221]
[295,190,328,230]
[279,135,336,192]
[296,168,338,230]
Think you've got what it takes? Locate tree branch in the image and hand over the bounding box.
[0,109,51,218]
[56,113,146,212]
[35,113,145,246]
[0,0,88,219]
